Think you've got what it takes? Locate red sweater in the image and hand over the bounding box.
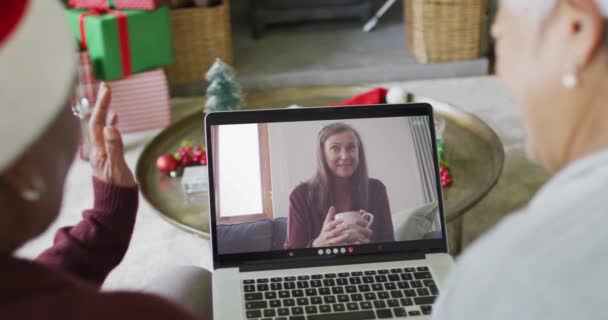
[0,178,198,319]
[285,178,395,249]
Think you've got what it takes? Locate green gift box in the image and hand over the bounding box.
[66,7,173,81]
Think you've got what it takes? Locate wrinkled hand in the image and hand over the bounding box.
[88,83,136,187]
[351,210,373,244]
[312,206,350,248]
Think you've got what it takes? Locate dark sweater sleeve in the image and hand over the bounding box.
[285,184,315,249]
[371,180,395,243]
[36,177,138,288]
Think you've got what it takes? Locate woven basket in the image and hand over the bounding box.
[165,1,233,86]
[405,0,487,63]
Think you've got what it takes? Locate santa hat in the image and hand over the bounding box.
[330,87,407,107]
[0,0,77,172]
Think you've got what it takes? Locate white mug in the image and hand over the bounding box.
[335,211,374,242]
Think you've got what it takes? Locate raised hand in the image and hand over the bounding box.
[88,83,136,187]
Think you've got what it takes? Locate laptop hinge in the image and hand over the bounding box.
[239,252,425,273]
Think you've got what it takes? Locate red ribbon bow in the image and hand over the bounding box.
[70,0,169,11]
[78,8,133,78]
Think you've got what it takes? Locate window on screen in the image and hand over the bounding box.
[216,124,272,223]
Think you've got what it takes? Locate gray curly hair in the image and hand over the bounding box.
[504,0,608,23]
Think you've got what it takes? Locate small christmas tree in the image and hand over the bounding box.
[205,58,243,112]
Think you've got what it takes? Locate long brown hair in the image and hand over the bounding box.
[307,123,369,216]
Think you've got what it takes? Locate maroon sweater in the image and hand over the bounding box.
[285,178,395,249]
[0,178,197,320]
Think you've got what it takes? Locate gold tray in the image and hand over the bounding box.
[136,86,504,239]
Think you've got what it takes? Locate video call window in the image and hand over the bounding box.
[212,117,442,255]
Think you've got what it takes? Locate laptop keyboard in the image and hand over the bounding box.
[242,266,439,319]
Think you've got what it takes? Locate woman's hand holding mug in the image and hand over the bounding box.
[334,210,374,244]
[352,210,374,244]
[312,206,350,247]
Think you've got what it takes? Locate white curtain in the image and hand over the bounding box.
[409,116,437,203]
[409,116,441,232]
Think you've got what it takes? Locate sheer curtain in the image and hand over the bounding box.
[408,116,441,231]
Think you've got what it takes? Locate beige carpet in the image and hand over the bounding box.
[171,0,489,95]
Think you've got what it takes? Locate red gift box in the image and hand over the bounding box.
[68,0,168,10]
[108,69,171,133]
[74,53,171,134]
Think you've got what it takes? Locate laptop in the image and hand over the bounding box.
[205,103,454,320]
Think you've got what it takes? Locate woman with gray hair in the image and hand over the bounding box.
[434,0,608,318]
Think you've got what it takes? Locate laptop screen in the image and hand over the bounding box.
[206,104,447,268]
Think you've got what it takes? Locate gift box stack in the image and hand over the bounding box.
[65,0,177,134]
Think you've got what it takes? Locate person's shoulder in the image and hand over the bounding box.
[438,206,608,318]
[368,178,387,192]
[290,182,311,199]
[86,291,198,319]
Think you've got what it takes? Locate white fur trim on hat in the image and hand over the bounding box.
[385,86,407,104]
[0,1,77,172]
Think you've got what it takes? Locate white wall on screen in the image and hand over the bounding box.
[268,118,429,221]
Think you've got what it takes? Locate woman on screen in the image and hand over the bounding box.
[285,123,394,249]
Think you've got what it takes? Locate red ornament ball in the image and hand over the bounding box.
[199,152,207,165]
[439,165,452,187]
[156,153,178,175]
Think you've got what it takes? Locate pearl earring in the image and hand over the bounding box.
[490,23,503,40]
[20,175,46,202]
[562,63,579,89]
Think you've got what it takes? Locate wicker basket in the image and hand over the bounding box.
[165,1,233,86]
[405,0,487,63]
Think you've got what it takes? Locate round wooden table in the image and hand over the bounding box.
[137,85,504,254]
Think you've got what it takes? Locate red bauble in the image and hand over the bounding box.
[200,152,207,165]
[440,165,452,187]
[156,153,178,175]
